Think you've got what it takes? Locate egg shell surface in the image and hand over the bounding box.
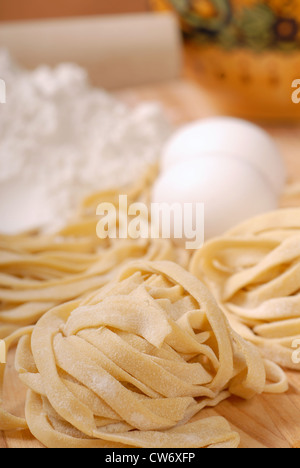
[152,156,279,241]
[161,117,286,196]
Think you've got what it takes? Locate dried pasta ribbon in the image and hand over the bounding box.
[2,261,286,447]
[191,208,300,371]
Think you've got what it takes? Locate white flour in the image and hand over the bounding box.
[0,49,170,234]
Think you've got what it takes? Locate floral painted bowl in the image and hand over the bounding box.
[151,0,300,120]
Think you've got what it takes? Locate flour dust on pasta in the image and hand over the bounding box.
[191,208,300,370]
[0,261,287,447]
[0,166,187,340]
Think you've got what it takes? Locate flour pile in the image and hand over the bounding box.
[0,49,170,234]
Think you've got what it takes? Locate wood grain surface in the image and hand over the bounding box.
[1,77,300,448]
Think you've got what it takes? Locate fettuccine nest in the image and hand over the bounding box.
[191,209,300,370]
[1,261,287,448]
[0,170,294,448]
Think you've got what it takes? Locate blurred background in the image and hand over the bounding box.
[0,0,150,21]
[1,0,300,119]
[1,1,300,234]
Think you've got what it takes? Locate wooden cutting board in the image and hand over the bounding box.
[1,77,300,449]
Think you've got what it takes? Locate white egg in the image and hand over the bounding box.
[152,156,279,242]
[161,117,286,196]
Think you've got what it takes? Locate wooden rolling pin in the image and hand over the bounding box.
[0,13,182,89]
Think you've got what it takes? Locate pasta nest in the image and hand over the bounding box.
[0,166,188,340]
[1,261,287,448]
[191,209,300,370]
